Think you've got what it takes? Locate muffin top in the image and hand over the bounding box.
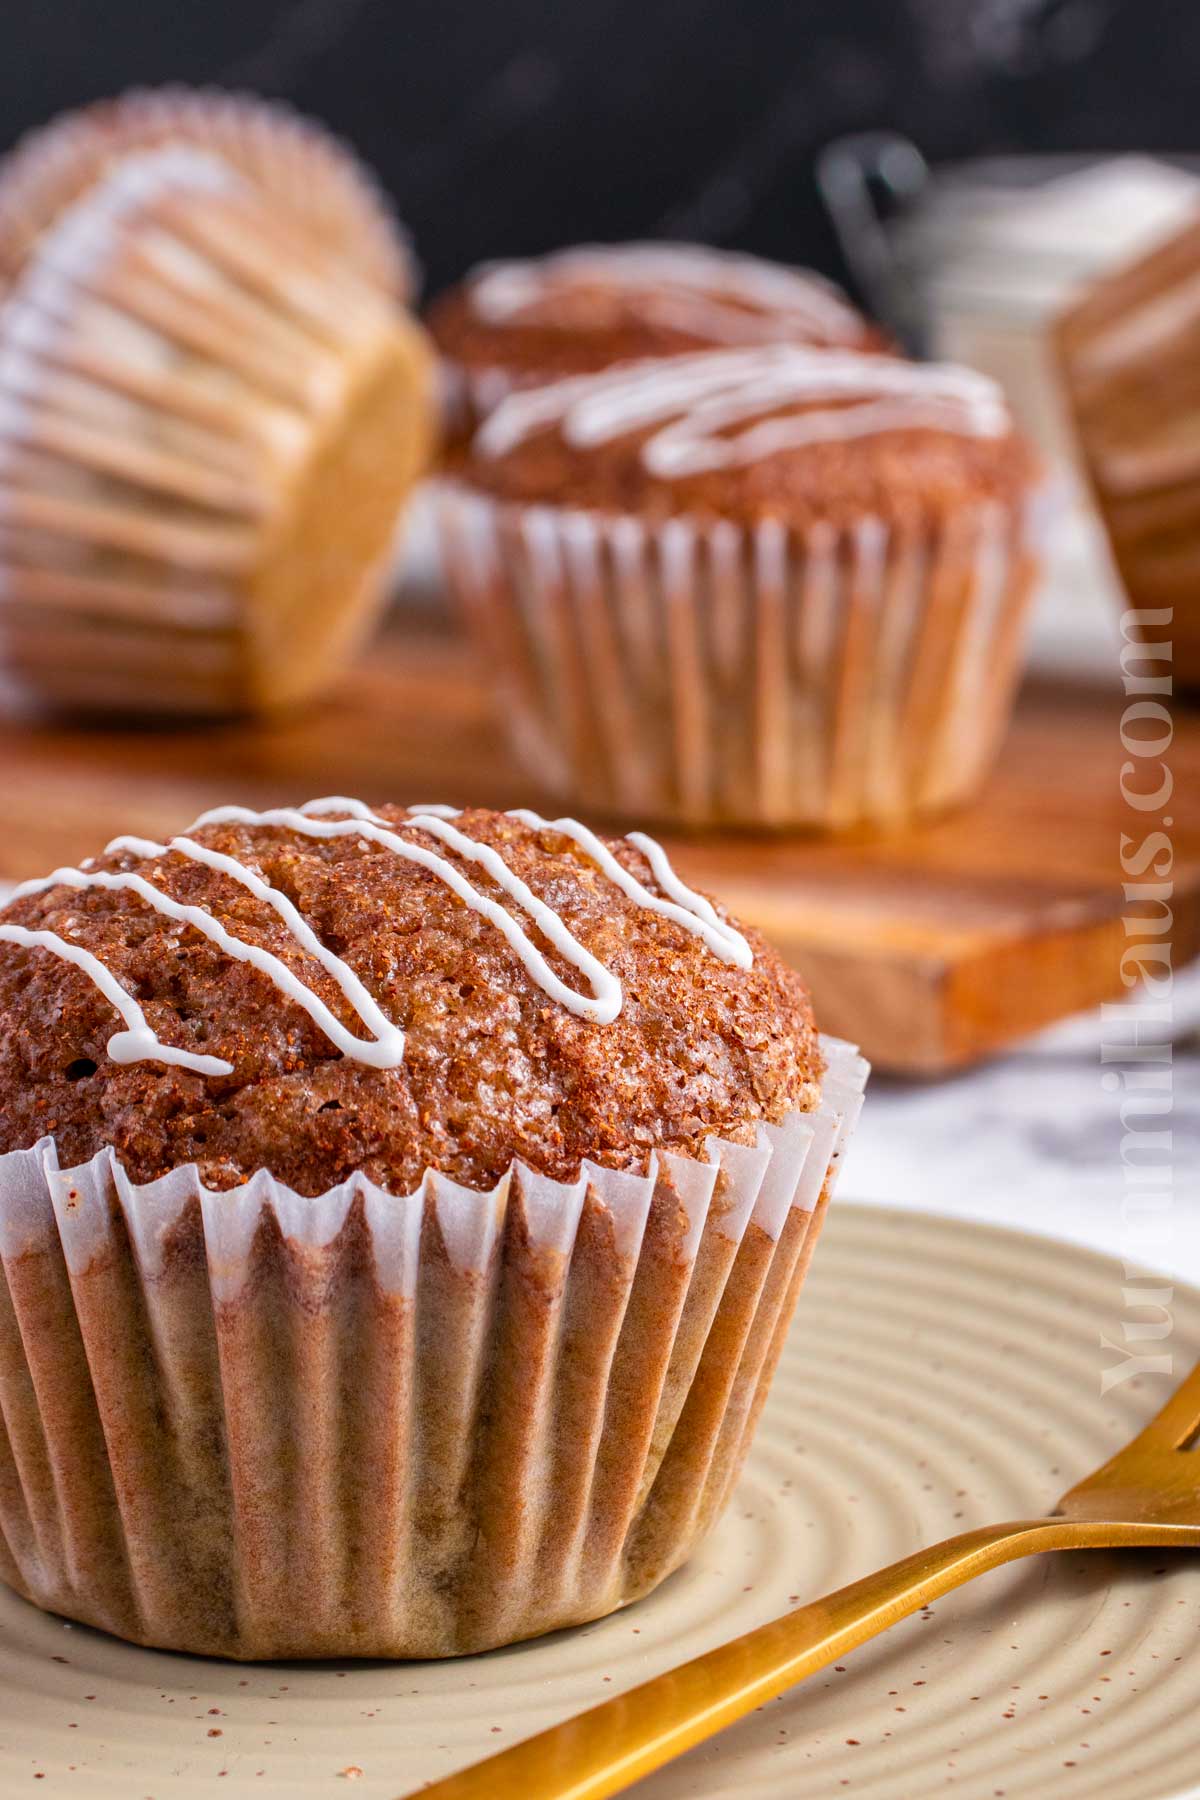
[462,344,1037,529]
[428,242,886,390]
[0,800,821,1195]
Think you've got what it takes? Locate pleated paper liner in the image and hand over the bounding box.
[435,480,1045,831]
[0,85,415,300]
[0,145,436,718]
[0,1035,866,1662]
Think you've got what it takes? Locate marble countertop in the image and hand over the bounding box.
[842,962,1200,1283]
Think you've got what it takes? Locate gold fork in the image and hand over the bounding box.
[411,1356,1200,1800]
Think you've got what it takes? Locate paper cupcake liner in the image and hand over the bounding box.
[0,145,434,718]
[434,479,1046,830]
[0,1035,866,1661]
[0,85,416,300]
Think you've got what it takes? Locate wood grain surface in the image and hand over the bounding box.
[0,615,1196,1074]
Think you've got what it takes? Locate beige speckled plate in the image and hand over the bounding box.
[2,1205,1198,1800]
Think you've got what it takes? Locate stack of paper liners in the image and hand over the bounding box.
[0,1037,866,1661]
[0,146,434,717]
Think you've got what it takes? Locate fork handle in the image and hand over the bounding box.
[410,1518,1132,1800]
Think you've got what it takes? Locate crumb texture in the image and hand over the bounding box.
[0,806,820,1193]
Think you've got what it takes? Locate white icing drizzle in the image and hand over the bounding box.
[0,922,230,1078]
[468,243,865,345]
[4,853,406,1078]
[304,801,747,963]
[476,345,1011,476]
[624,830,747,950]
[0,798,755,1076]
[104,833,405,1066]
[506,809,750,967]
[196,801,623,1026]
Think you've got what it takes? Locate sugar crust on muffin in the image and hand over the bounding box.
[462,344,1037,528]
[0,801,821,1194]
[428,240,888,404]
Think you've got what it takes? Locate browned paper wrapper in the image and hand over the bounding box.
[0,1036,866,1660]
[435,479,1046,830]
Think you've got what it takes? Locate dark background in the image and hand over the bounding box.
[2,0,1195,296]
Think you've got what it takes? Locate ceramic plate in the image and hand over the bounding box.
[2,1205,1198,1799]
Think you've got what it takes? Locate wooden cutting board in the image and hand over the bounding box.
[1,615,1196,1074]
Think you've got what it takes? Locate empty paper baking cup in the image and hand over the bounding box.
[0,145,435,717]
[0,1038,865,1660]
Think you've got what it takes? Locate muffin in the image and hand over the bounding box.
[428,240,888,441]
[0,85,414,300]
[436,344,1045,830]
[1055,217,1200,688]
[0,798,866,1659]
[0,144,435,718]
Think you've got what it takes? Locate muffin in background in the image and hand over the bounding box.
[428,240,889,441]
[1056,217,1200,689]
[0,85,415,300]
[0,142,435,718]
[437,344,1044,830]
[0,797,865,1658]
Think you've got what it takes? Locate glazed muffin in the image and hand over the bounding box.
[0,144,435,718]
[428,241,888,440]
[1056,217,1200,689]
[0,798,866,1659]
[0,85,414,299]
[437,344,1044,829]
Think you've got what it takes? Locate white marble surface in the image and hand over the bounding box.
[841,963,1200,1283]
